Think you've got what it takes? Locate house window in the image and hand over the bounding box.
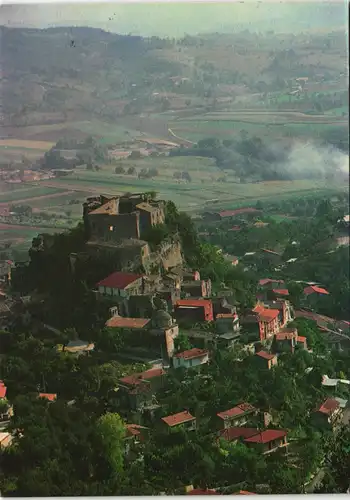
[189,359,193,367]
[109,226,114,231]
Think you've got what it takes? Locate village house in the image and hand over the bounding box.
[96,272,145,299]
[124,423,148,458]
[174,299,214,324]
[218,427,288,454]
[105,316,151,331]
[311,398,343,430]
[118,368,165,411]
[262,299,293,327]
[302,285,330,307]
[161,410,196,431]
[244,429,288,454]
[172,348,209,369]
[255,351,278,369]
[38,393,57,402]
[274,328,298,353]
[215,313,240,334]
[241,304,280,342]
[217,403,257,430]
[181,279,212,298]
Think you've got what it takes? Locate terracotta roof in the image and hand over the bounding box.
[273,289,289,296]
[256,351,276,361]
[259,310,279,322]
[219,427,259,441]
[97,271,143,289]
[188,489,218,495]
[162,410,195,427]
[105,317,150,329]
[317,398,340,415]
[175,299,212,308]
[229,226,242,232]
[296,336,307,343]
[125,423,147,437]
[38,393,57,402]
[244,429,287,444]
[217,403,255,420]
[259,278,284,286]
[219,208,260,218]
[174,348,209,360]
[252,305,279,322]
[304,285,329,296]
[0,381,7,399]
[120,368,165,387]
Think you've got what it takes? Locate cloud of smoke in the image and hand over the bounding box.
[276,141,349,180]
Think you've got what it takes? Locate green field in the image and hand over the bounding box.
[71,120,140,145]
[0,186,67,203]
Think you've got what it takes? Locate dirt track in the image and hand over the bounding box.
[0,190,75,207]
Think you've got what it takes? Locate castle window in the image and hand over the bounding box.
[109,226,114,231]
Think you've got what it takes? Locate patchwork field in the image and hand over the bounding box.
[169,109,347,143]
[0,139,55,150]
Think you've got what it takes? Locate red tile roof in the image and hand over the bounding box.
[174,348,209,360]
[219,208,260,218]
[217,403,255,420]
[0,381,7,399]
[125,423,147,438]
[273,289,289,296]
[188,489,218,495]
[304,285,329,296]
[317,398,340,415]
[256,351,276,361]
[259,309,279,322]
[120,368,165,387]
[175,299,212,308]
[244,429,287,444]
[162,410,195,427]
[105,317,150,329]
[38,393,57,402]
[97,272,143,289]
[229,226,242,232]
[253,305,279,322]
[296,335,307,343]
[219,427,259,441]
[259,278,284,286]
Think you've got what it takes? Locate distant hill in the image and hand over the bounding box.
[0,25,347,134]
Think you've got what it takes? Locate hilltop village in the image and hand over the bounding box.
[0,191,349,496]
